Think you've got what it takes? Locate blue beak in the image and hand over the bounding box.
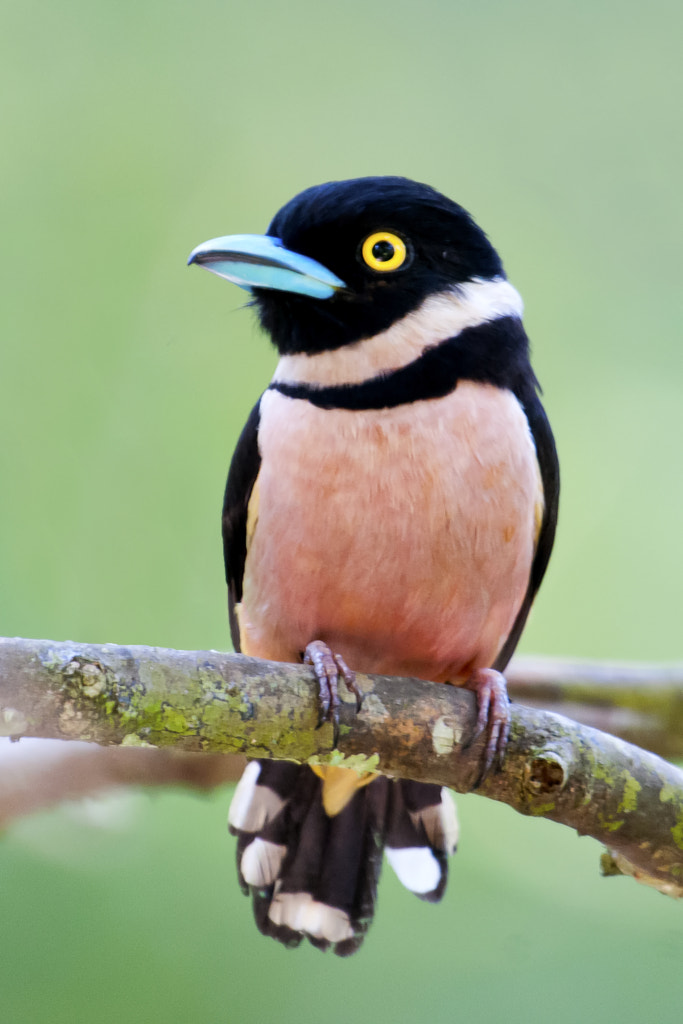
[187,234,346,300]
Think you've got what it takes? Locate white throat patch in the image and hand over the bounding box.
[271,276,523,389]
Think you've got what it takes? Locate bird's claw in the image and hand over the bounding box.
[462,667,510,788]
[303,640,362,747]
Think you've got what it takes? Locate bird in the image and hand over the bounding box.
[188,176,559,955]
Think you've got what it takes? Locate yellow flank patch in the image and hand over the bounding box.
[310,765,376,817]
[246,474,260,551]
[533,457,545,549]
[234,603,251,656]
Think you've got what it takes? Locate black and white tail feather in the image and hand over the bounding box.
[228,760,458,956]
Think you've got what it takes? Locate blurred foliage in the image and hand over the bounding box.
[1,0,682,1020]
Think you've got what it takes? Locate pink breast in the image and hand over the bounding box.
[239,383,541,683]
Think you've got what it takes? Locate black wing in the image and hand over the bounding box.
[222,400,262,652]
[493,387,559,671]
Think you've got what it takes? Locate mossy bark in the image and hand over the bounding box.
[1,636,683,896]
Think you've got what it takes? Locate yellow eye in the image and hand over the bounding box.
[361,231,408,272]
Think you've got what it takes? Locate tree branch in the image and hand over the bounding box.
[0,739,245,826]
[1,636,683,897]
[507,655,683,760]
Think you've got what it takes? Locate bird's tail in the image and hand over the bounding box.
[228,759,458,956]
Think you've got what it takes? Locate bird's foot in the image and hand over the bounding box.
[303,641,362,747]
[462,667,510,787]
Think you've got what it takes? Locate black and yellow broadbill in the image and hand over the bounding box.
[189,176,559,955]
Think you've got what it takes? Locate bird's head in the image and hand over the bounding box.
[188,176,504,356]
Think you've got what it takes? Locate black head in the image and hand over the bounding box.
[256,176,504,355]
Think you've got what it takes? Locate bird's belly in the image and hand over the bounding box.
[240,382,541,681]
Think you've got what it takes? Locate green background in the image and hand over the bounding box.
[1,0,682,1020]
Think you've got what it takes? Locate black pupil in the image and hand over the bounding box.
[372,239,395,262]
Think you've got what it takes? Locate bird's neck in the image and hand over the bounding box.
[271,277,524,390]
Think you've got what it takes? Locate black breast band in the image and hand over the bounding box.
[267,316,532,411]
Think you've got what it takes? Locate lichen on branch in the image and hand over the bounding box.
[1,636,682,898]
